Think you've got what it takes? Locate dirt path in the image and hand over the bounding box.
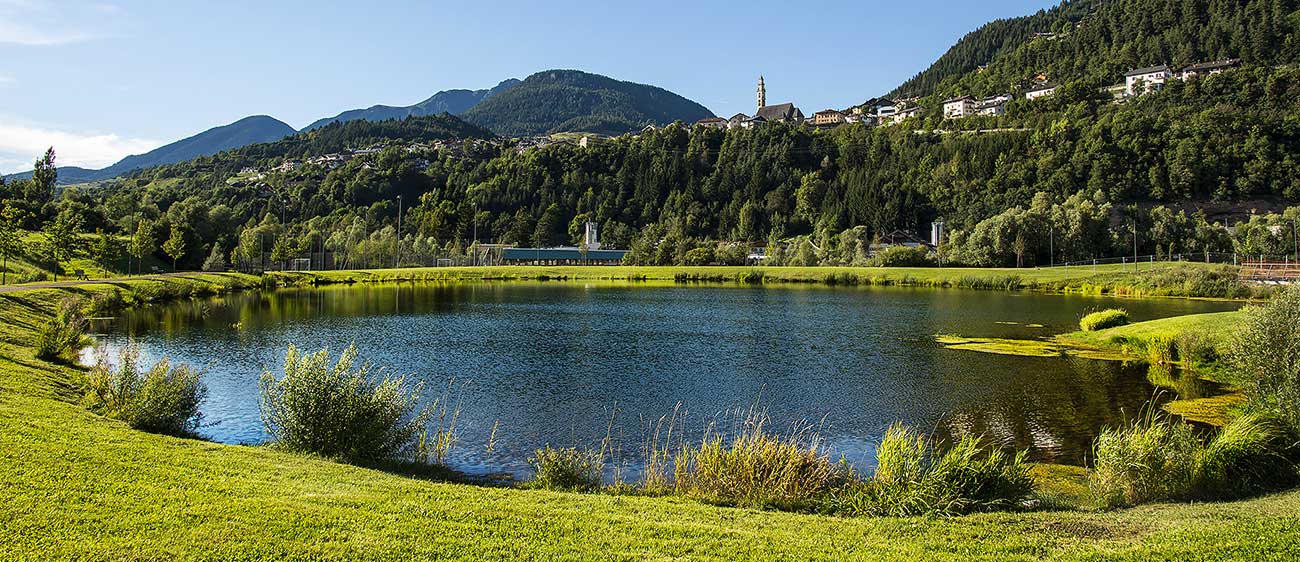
[0,273,202,294]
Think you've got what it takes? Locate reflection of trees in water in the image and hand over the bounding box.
[935,357,1161,465]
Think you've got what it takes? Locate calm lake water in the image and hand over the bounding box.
[91,282,1240,477]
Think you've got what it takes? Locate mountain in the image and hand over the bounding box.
[301,79,521,132]
[891,0,1300,99]
[460,69,715,137]
[5,115,295,185]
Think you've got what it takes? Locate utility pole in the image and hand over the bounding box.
[396,195,402,269]
[1049,227,1054,267]
[1132,221,1138,271]
[1292,219,1298,262]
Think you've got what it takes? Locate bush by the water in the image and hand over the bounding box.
[826,424,1034,517]
[867,246,934,267]
[1090,408,1199,507]
[1079,309,1130,331]
[34,298,88,361]
[1091,408,1300,507]
[259,344,429,464]
[1230,284,1300,432]
[83,345,206,437]
[672,412,844,511]
[1194,413,1300,500]
[529,446,604,492]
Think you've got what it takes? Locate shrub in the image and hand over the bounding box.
[1193,413,1300,500]
[1229,284,1300,431]
[1079,308,1130,331]
[672,411,844,511]
[259,344,429,464]
[529,446,604,491]
[681,246,715,266]
[83,345,206,437]
[34,298,88,361]
[868,246,934,267]
[827,425,1034,517]
[1090,408,1200,508]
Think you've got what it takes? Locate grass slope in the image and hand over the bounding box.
[2,276,1298,559]
[273,262,1259,299]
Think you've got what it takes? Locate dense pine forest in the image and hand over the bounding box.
[2,0,1300,274]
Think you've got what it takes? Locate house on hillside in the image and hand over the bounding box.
[943,95,976,119]
[727,113,750,130]
[975,94,1011,116]
[812,109,847,127]
[1025,84,1058,100]
[1125,64,1172,96]
[695,117,728,129]
[1177,59,1241,80]
[887,106,924,125]
[741,115,768,129]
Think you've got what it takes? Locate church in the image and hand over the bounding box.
[753,76,805,123]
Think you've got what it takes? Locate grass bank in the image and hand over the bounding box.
[265,262,1266,300]
[3,277,1299,559]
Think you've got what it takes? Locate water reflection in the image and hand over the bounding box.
[90,282,1240,477]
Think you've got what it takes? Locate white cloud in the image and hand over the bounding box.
[0,1,103,46]
[0,121,160,171]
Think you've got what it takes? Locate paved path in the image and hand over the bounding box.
[0,273,206,294]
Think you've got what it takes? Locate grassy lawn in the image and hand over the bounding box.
[1060,311,1247,350]
[2,276,1298,559]
[272,261,1258,299]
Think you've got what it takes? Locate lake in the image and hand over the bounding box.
[90,282,1240,478]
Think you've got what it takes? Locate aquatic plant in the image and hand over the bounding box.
[1194,413,1300,500]
[34,297,88,361]
[671,408,844,511]
[826,425,1034,517]
[1079,309,1130,331]
[528,446,605,492]
[1090,406,1201,508]
[82,344,206,437]
[259,344,430,464]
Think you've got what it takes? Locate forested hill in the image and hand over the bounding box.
[4,115,295,185]
[301,79,521,132]
[461,70,715,137]
[892,0,1300,99]
[108,113,495,187]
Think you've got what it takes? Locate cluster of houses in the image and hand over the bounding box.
[701,59,1243,132]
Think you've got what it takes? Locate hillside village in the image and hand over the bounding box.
[696,58,1244,131]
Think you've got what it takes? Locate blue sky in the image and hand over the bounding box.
[0,0,1056,173]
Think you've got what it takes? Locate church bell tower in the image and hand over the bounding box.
[757,75,766,112]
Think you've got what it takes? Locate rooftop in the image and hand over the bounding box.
[1125,64,1171,77]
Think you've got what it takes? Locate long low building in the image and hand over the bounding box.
[501,247,628,265]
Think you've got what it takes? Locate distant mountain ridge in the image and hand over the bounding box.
[301,79,521,132]
[461,69,716,136]
[5,115,295,185]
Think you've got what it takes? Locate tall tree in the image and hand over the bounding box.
[91,229,121,276]
[44,208,84,282]
[163,222,187,271]
[0,206,26,285]
[128,219,156,275]
[30,147,57,206]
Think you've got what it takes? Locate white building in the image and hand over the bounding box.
[1024,84,1058,100]
[943,96,976,119]
[888,106,923,125]
[1177,59,1241,80]
[1125,64,1172,96]
[975,94,1011,116]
